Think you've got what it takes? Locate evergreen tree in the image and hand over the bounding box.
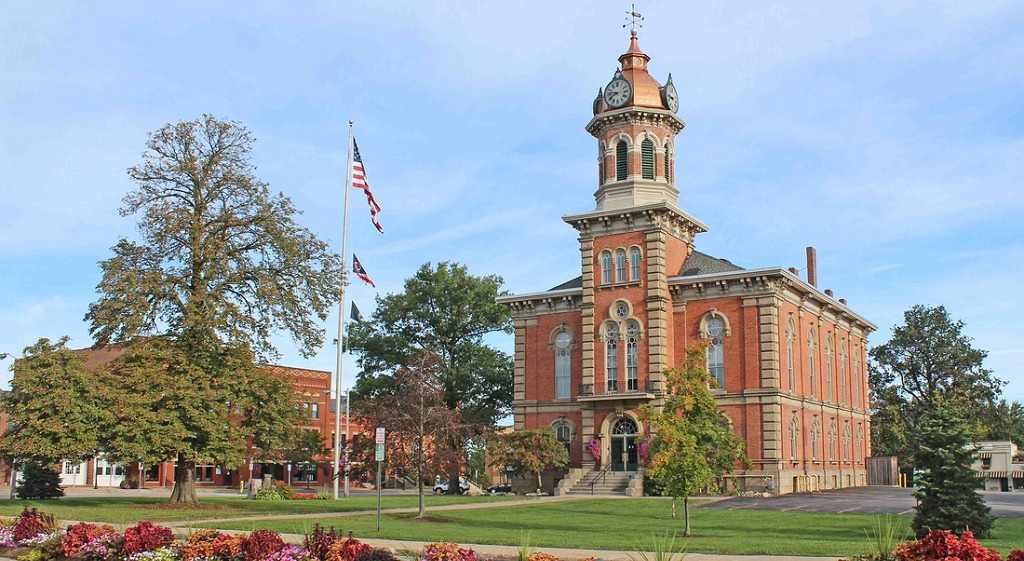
[16,462,65,500]
[912,400,993,538]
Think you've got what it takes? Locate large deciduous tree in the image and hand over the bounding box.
[0,338,109,467]
[86,115,344,503]
[912,400,994,538]
[641,341,747,536]
[869,305,1002,468]
[488,428,568,494]
[347,262,513,493]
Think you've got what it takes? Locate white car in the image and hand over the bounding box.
[433,479,470,494]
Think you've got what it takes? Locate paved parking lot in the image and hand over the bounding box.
[696,486,1024,518]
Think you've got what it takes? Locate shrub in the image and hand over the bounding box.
[895,529,1000,561]
[15,463,64,500]
[272,482,297,500]
[15,533,63,561]
[13,508,56,543]
[1007,552,1024,561]
[354,548,397,561]
[61,523,118,556]
[254,487,285,501]
[79,534,124,561]
[304,525,343,561]
[242,530,286,561]
[422,542,477,561]
[325,538,371,561]
[121,521,174,556]
[267,546,317,561]
[182,529,244,561]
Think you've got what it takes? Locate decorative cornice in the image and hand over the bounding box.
[586,107,686,138]
[497,288,583,318]
[563,201,708,242]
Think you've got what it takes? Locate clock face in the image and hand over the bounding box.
[663,83,679,113]
[603,79,632,108]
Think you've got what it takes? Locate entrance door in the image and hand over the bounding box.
[610,418,639,472]
[94,458,125,487]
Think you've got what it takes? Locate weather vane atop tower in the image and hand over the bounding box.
[623,3,644,32]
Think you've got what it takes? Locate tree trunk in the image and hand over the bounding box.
[671,497,676,518]
[683,495,691,536]
[536,470,543,495]
[169,454,198,504]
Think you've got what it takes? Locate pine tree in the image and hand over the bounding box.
[16,462,65,500]
[912,400,994,538]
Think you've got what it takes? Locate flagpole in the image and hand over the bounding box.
[333,120,354,500]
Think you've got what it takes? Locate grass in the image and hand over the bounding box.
[0,494,515,524]
[200,498,1024,557]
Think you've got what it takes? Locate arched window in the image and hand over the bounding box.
[789,414,800,459]
[811,418,821,460]
[641,139,655,179]
[554,331,571,399]
[843,422,852,461]
[606,323,619,393]
[852,346,862,408]
[807,327,818,397]
[615,140,628,180]
[601,251,612,284]
[553,419,573,458]
[828,419,837,460]
[856,424,864,461]
[786,318,796,391]
[825,337,834,401]
[626,321,640,391]
[840,341,849,404]
[664,144,671,183]
[630,247,641,280]
[616,249,627,282]
[613,417,638,436]
[707,317,725,389]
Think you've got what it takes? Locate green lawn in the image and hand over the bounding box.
[202,498,1024,557]
[0,494,514,524]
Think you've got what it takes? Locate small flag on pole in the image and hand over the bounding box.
[352,138,385,234]
[352,254,376,288]
[350,302,365,323]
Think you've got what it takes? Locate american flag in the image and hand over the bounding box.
[352,254,376,288]
[352,138,384,234]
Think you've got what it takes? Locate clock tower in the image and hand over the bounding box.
[563,30,708,466]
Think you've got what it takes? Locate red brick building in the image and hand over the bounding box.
[32,347,358,489]
[498,31,875,495]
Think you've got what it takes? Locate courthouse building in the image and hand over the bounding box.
[498,31,875,495]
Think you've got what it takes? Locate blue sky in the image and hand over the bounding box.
[2,2,1022,402]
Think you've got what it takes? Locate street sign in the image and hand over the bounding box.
[375,427,386,444]
[375,443,385,461]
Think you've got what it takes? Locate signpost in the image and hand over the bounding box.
[375,427,385,531]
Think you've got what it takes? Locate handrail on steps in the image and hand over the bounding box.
[589,463,615,495]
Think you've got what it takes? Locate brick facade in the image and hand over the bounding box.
[498,31,875,495]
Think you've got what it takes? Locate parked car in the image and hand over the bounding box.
[487,483,512,494]
[433,478,470,494]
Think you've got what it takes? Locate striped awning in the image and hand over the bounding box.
[978,452,994,458]
[982,471,1008,478]
[1012,471,1024,478]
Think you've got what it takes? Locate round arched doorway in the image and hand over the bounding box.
[610,417,639,472]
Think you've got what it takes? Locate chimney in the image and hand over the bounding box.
[839,298,847,305]
[788,267,799,276]
[806,247,817,287]
[825,289,833,297]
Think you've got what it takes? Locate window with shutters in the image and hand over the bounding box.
[641,139,655,179]
[616,140,628,180]
[664,144,671,182]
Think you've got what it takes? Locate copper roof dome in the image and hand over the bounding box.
[594,30,670,114]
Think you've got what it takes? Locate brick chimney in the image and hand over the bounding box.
[788,267,799,276]
[825,289,833,297]
[839,298,847,305]
[806,247,817,287]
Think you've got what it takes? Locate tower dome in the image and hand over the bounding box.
[593,30,677,115]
